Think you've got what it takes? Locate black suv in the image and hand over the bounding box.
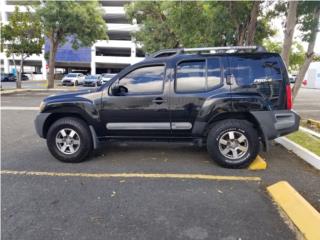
[35,46,299,168]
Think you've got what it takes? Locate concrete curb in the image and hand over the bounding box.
[300,126,320,138]
[267,181,320,240]
[275,137,320,170]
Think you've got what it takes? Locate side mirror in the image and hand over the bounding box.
[111,85,128,96]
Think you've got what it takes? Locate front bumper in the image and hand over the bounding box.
[34,113,51,138]
[251,110,300,140]
[83,82,96,86]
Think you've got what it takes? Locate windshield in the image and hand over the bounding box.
[66,73,77,77]
[102,74,115,78]
[85,75,98,79]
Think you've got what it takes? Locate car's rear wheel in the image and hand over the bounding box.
[46,117,93,163]
[206,120,259,168]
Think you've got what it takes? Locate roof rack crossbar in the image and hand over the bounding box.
[150,45,266,58]
[183,46,258,52]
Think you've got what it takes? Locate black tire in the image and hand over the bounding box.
[206,119,259,168]
[74,80,78,86]
[46,117,93,163]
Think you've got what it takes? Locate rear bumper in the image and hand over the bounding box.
[34,113,51,138]
[251,110,300,140]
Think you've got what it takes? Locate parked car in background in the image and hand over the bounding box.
[1,73,16,82]
[288,74,296,83]
[83,75,102,87]
[101,73,116,84]
[21,74,29,81]
[61,73,85,86]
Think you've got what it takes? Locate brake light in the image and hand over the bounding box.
[303,79,307,86]
[286,84,292,109]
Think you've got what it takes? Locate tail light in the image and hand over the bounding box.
[303,79,307,86]
[286,84,292,110]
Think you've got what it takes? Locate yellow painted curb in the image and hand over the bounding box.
[267,181,320,240]
[248,155,267,170]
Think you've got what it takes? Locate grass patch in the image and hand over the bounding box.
[287,130,320,156]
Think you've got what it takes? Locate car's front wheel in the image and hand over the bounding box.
[206,120,259,168]
[46,117,93,163]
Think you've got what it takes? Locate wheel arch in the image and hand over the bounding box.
[205,112,267,151]
[43,112,90,138]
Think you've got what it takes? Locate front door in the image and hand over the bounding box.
[100,64,170,137]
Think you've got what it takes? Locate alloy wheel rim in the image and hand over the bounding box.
[55,128,81,155]
[218,131,249,160]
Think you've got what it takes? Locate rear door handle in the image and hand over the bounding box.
[152,97,167,104]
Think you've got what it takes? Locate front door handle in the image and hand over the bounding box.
[152,97,167,104]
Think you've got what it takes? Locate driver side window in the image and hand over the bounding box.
[115,65,165,95]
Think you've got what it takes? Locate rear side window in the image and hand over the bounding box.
[229,55,283,101]
[176,58,222,93]
[229,56,282,86]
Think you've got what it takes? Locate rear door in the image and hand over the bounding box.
[170,57,225,136]
[228,54,286,110]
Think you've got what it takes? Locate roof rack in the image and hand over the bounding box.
[150,45,266,58]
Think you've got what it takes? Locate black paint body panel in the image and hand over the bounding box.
[35,52,299,148]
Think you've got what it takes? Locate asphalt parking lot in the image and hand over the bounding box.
[294,87,320,121]
[1,91,320,240]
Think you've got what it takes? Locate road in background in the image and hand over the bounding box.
[1,91,320,240]
[294,88,320,121]
[1,80,93,90]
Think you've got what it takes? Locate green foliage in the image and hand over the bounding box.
[314,55,320,62]
[125,1,275,54]
[297,1,320,42]
[263,39,306,71]
[1,6,44,58]
[36,0,107,49]
[268,1,320,43]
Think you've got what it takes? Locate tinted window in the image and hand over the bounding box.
[229,56,282,86]
[67,73,77,77]
[229,55,283,100]
[176,59,221,93]
[118,65,164,95]
[207,58,222,89]
[176,61,206,92]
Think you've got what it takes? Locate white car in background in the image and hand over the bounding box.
[101,73,116,84]
[61,73,85,86]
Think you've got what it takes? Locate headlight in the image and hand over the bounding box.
[39,101,46,112]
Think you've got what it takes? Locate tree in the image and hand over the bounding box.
[281,1,298,67]
[125,1,275,54]
[292,3,320,99]
[36,0,107,88]
[272,1,320,99]
[264,39,305,71]
[1,6,43,89]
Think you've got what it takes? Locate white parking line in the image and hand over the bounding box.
[0,106,39,111]
[296,110,320,112]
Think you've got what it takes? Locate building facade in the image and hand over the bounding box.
[0,0,144,79]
